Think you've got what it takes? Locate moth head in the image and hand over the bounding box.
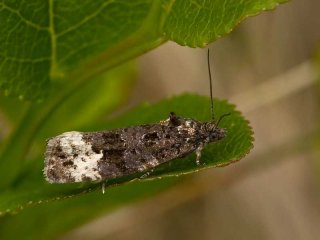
[206,122,226,142]
[206,113,230,142]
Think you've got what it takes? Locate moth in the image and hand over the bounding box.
[44,49,229,184]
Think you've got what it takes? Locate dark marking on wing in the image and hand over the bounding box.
[143,132,160,140]
[102,148,125,160]
[62,160,74,166]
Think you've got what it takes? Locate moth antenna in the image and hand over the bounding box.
[216,113,231,128]
[207,48,214,121]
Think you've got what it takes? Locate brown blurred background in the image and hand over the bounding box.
[64,0,320,239]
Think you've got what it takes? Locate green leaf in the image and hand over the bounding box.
[0,94,253,216]
[0,0,288,100]
[163,0,289,47]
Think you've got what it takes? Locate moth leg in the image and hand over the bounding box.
[101,181,106,194]
[139,169,154,179]
[196,144,204,165]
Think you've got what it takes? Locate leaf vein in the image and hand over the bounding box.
[56,0,115,38]
[0,53,50,63]
[0,2,48,31]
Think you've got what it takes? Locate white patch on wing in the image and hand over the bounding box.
[138,165,147,171]
[53,131,103,182]
[148,158,159,167]
[185,120,192,127]
[187,128,195,134]
[177,123,196,135]
[160,118,170,126]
